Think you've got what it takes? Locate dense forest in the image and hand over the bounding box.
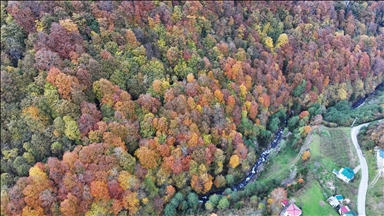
[1,1,384,215]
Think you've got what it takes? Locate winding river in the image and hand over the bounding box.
[198,81,383,203]
[199,128,284,203]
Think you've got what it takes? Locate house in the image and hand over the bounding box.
[338,205,357,216]
[379,149,384,159]
[327,196,340,208]
[378,149,384,175]
[327,194,345,208]
[285,203,302,216]
[281,200,302,216]
[333,167,355,183]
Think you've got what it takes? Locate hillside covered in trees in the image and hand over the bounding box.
[1,1,384,215]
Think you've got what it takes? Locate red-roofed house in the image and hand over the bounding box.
[284,203,302,216]
[338,205,358,216]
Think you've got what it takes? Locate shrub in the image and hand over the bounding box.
[223,188,232,195]
[250,195,258,205]
[170,197,179,209]
[363,140,375,150]
[187,192,199,210]
[209,194,220,207]
[205,201,214,212]
[226,174,235,186]
[164,204,176,216]
[244,182,256,197]
[235,201,243,210]
[229,191,240,203]
[174,192,184,202]
[217,197,230,210]
[179,201,189,211]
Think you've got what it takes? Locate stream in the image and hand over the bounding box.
[198,128,284,203]
[352,81,384,109]
[198,81,383,203]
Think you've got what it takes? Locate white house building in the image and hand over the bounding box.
[333,167,355,183]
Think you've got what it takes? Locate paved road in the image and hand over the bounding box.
[350,123,370,216]
[351,119,383,216]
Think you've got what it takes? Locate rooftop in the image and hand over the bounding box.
[327,196,339,207]
[335,194,344,201]
[338,205,358,216]
[340,206,350,213]
[344,211,358,216]
[379,149,384,158]
[341,168,355,180]
[285,203,302,216]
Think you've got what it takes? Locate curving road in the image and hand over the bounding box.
[351,123,369,216]
[350,119,383,216]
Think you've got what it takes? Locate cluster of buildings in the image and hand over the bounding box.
[276,145,384,216]
[327,195,357,216]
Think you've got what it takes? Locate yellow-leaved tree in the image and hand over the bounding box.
[264,36,274,50]
[275,33,289,48]
[229,155,240,169]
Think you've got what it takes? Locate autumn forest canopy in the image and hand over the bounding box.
[1,1,384,215]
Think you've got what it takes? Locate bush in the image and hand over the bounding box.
[205,201,214,212]
[363,140,375,150]
[217,197,230,210]
[258,202,265,210]
[244,182,256,197]
[0,173,13,187]
[170,197,179,208]
[209,194,221,207]
[250,195,259,205]
[229,191,240,203]
[226,174,235,186]
[223,188,232,195]
[187,192,199,210]
[235,201,243,210]
[174,192,184,202]
[164,204,176,216]
[180,201,189,211]
[238,190,245,198]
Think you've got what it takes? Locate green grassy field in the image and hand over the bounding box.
[294,181,337,216]
[260,140,299,183]
[309,133,338,172]
[315,127,358,170]
[364,150,384,216]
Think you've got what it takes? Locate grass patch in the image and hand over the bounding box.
[318,127,358,169]
[260,141,299,182]
[364,150,384,216]
[364,150,377,180]
[294,181,338,216]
